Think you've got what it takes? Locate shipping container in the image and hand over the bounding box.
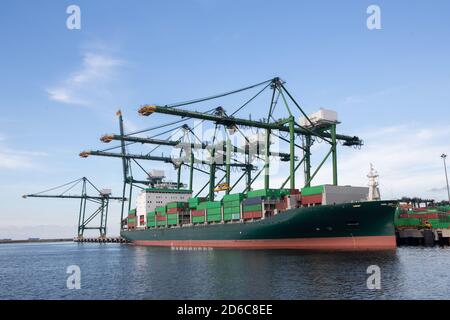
[243,211,261,219]
[224,206,240,214]
[167,202,188,209]
[192,216,205,223]
[167,207,185,214]
[223,200,241,207]
[243,197,263,205]
[301,185,324,196]
[207,214,221,222]
[191,209,206,217]
[206,201,222,208]
[301,194,322,205]
[222,193,246,202]
[147,217,156,228]
[243,204,262,212]
[206,208,221,215]
[247,189,281,199]
[155,206,167,213]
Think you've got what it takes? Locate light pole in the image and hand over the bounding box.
[441,154,450,202]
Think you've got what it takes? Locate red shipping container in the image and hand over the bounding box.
[167,207,184,214]
[290,189,301,195]
[252,211,262,219]
[191,210,205,217]
[156,215,167,221]
[242,212,253,219]
[301,194,322,205]
[243,211,262,219]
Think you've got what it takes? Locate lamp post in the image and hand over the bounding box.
[441,154,450,202]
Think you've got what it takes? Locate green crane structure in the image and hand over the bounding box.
[138,77,362,190]
[23,177,126,239]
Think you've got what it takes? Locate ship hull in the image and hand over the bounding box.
[121,200,397,250]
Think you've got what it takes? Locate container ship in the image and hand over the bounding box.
[121,178,398,250]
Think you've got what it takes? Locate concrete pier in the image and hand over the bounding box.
[74,237,130,243]
[396,229,450,246]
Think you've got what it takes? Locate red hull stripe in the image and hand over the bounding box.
[132,236,396,250]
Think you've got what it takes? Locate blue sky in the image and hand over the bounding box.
[1,0,449,238]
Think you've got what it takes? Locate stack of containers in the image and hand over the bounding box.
[166,202,187,226]
[155,205,167,227]
[206,201,222,222]
[222,193,245,221]
[146,211,156,228]
[192,201,207,224]
[242,196,263,220]
[301,186,323,206]
[275,189,296,212]
[127,208,137,229]
[245,189,285,219]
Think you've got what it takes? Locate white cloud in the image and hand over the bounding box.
[46,52,124,106]
[0,134,47,170]
[0,148,47,170]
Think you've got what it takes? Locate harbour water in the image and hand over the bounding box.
[0,242,449,300]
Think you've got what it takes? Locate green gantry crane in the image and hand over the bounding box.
[23,177,126,239]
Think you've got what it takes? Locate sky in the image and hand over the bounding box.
[0,0,449,239]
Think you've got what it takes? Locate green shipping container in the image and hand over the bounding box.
[223,200,241,207]
[224,213,240,221]
[156,220,167,227]
[224,206,240,214]
[128,217,136,223]
[167,202,187,209]
[301,185,324,196]
[147,219,156,228]
[155,206,167,213]
[222,193,245,202]
[206,201,222,209]
[247,189,281,198]
[196,202,208,210]
[207,214,221,222]
[207,208,221,215]
[129,208,136,215]
[192,216,205,223]
[243,204,262,212]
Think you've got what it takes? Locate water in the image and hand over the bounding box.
[0,242,449,299]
